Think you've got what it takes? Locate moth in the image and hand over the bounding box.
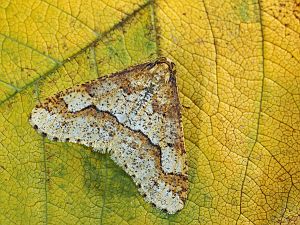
[29,58,188,214]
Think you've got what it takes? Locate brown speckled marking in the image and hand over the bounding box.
[29,58,188,214]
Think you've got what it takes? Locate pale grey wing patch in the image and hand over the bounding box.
[144,180,183,214]
[30,108,115,151]
[62,92,93,112]
[94,90,132,124]
[88,79,118,97]
[161,145,184,174]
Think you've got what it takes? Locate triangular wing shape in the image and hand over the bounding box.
[29,58,188,214]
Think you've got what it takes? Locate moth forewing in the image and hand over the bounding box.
[30,58,188,214]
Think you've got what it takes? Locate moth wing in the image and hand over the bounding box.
[30,58,188,214]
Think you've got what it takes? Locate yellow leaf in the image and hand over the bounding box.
[0,0,299,224]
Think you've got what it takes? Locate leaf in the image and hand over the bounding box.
[0,0,299,224]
